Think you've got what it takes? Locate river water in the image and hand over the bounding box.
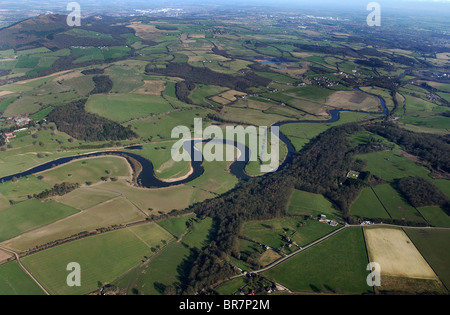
[0,88,387,188]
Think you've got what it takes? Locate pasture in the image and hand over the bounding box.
[372,184,426,224]
[405,228,450,291]
[350,187,391,220]
[280,111,377,151]
[37,156,131,186]
[21,225,172,295]
[0,196,146,252]
[241,216,340,254]
[85,93,173,123]
[0,199,79,243]
[54,188,120,210]
[113,217,212,295]
[355,149,431,182]
[215,277,247,295]
[263,227,371,294]
[0,261,46,295]
[0,175,51,204]
[157,213,196,238]
[287,189,341,220]
[418,206,450,228]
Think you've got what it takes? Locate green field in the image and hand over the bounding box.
[188,84,228,106]
[86,93,173,122]
[113,241,190,295]
[264,227,371,294]
[30,107,54,121]
[350,187,391,220]
[0,96,18,113]
[21,224,172,295]
[186,150,239,203]
[0,261,46,295]
[241,216,340,254]
[0,175,51,205]
[356,149,431,182]
[280,111,378,151]
[128,108,212,140]
[1,194,147,252]
[157,213,196,238]
[55,188,120,211]
[287,189,341,219]
[372,184,426,224]
[113,217,212,295]
[215,277,247,295]
[417,206,450,228]
[404,228,450,291]
[432,179,450,199]
[38,156,131,186]
[1,11,449,296]
[0,198,79,242]
[180,216,212,249]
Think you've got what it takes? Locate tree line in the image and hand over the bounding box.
[34,182,80,199]
[366,122,450,174]
[89,75,113,95]
[167,119,450,294]
[145,62,271,93]
[395,176,448,208]
[174,122,379,294]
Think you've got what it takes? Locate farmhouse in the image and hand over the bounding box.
[4,131,15,143]
[14,116,32,126]
[346,170,360,179]
[319,214,338,226]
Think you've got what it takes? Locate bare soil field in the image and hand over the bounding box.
[133,80,166,96]
[325,90,380,112]
[51,70,83,83]
[15,70,72,85]
[0,90,14,97]
[364,227,438,280]
[375,275,447,294]
[0,248,12,263]
[218,89,246,102]
[126,23,166,41]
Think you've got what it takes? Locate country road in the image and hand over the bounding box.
[219,222,450,289]
[254,224,348,274]
[2,220,448,295]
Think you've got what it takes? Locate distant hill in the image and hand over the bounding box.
[0,14,131,51]
[0,14,70,50]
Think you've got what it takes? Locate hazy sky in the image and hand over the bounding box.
[3,0,449,15]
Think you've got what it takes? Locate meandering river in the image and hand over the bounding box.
[0,88,387,188]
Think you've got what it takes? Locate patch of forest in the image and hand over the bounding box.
[0,134,6,147]
[166,120,450,294]
[81,68,104,75]
[173,123,382,294]
[395,177,448,208]
[48,99,137,142]
[366,122,450,175]
[89,75,113,95]
[145,63,271,93]
[34,182,80,199]
[175,80,196,104]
